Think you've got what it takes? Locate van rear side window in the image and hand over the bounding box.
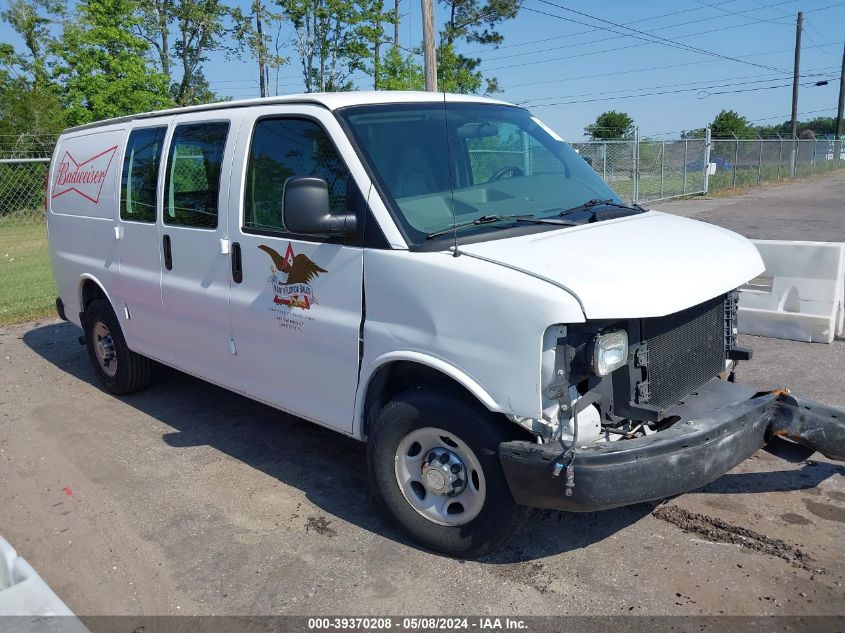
[164,121,229,229]
[120,127,166,223]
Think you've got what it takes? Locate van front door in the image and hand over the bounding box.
[227,108,366,432]
[159,117,236,384]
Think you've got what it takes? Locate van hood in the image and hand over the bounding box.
[459,211,764,320]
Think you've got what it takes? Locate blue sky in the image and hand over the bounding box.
[3,0,844,139]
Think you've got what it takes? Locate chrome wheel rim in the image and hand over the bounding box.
[394,427,486,526]
[92,321,118,377]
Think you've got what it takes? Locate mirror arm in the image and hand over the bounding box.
[318,213,357,235]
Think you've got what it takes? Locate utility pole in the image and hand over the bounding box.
[394,0,400,48]
[421,0,437,91]
[255,0,266,98]
[789,11,803,176]
[835,41,845,166]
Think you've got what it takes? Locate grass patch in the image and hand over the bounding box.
[0,222,56,325]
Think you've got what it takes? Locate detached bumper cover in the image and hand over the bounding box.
[499,380,845,512]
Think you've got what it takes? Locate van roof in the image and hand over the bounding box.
[65,91,514,133]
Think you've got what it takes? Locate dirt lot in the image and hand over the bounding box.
[1,173,844,617]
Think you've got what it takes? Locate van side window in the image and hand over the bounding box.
[164,121,229,229]
[244,118,349,233]
[120,127,166,223]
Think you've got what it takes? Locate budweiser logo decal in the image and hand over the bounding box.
[51,146,118,203]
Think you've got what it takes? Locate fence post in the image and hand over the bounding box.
[683,139,688,194]
[632,128,639,205]
[602,142,607,182]
[521,131,530,176]
[660,138,665,199]
[811,138,817,172]
[703,128,711,195]
[733,137,739,188]
[777,135,783,180]
[757,137,763,185]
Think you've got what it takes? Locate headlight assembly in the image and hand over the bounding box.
[591,330,628,376]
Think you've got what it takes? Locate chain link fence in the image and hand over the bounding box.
[709,137,845,191]
[0,134,56,228]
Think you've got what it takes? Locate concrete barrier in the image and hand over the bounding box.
[0,535,88,631]
[738,240,845,344]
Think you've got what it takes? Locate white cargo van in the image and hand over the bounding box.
[47,92,844,557]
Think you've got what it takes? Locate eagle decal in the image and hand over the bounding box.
[258,243,327,311]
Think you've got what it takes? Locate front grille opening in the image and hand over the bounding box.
[641,296,727,410]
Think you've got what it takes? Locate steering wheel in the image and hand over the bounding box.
[488,165,524,182]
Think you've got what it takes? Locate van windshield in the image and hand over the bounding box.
[338,102,624,246]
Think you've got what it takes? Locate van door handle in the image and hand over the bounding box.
[231,242,243,283]
[162,234,172,271]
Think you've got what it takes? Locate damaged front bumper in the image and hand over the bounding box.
[498,379,845,512]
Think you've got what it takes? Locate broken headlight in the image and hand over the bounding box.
[590,329,628,376]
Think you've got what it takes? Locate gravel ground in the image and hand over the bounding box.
[0,173,843,618]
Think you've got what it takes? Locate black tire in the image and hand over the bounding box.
[83,299,153,395]
[367,387,529,558]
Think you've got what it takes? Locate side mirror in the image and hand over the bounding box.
[282,176,357,236]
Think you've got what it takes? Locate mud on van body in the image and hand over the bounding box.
[47,92,845,557]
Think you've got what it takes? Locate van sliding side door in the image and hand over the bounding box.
[158,113,240,384]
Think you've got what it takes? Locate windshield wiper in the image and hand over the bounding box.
[425,213,582,240]
[426,214,535,239]
[557,198,645,219]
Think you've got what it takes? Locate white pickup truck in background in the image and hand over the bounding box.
[46,92,845,558]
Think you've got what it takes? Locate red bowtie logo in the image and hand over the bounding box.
[52,145,119,203]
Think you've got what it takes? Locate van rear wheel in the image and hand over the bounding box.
[367,388,529,558]
[83,299,153,395]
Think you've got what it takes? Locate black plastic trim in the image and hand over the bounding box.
[55,297,68,321]
[500,379,779,512]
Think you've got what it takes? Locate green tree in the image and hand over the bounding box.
[584,111,635,140]
[171,0,231,104]
[133,0,230,105]
[0,0,67,138]
[231,0,288,96]
[1,0,64,90]
[378,45,423,90]
[710,109,751,139]
[754,116,837,138]
[56,0,172,126]
[435,0,519,94]
[277,0,380,92]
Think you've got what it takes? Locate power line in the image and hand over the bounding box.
[488,30,838,74]
[528,82,793,108]
[527,0,790,73]
[465,0,742,55]
[516,67,841,106]
[483,0,797,63]
[526,74,840,108]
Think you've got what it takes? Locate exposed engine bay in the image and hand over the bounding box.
[520,291,752,445]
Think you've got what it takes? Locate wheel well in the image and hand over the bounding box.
[80,279,108,315]
[361,361,532,441]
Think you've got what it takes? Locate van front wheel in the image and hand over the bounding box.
[83,299,153,395]
[367,388,529,558]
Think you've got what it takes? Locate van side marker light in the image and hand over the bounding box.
[114,226,123,240]
[123,304,131,320]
